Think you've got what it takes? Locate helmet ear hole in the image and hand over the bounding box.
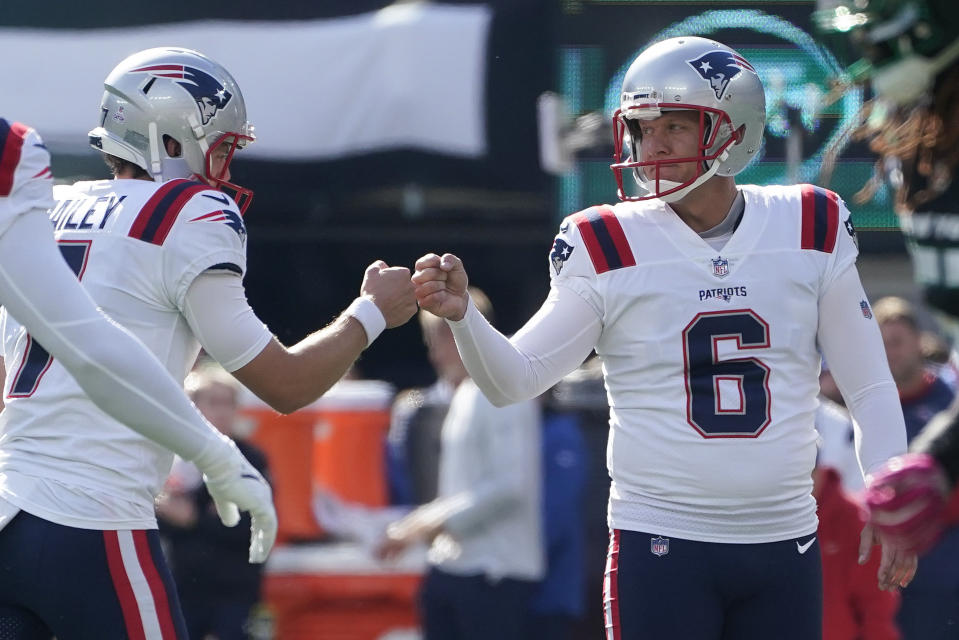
[733,124,746,144]
[162,135,182,158]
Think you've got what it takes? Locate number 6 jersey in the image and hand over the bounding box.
[538,183,905,542]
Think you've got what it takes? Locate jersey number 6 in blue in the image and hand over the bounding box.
[8,241,92,398]
[682,310,771,438]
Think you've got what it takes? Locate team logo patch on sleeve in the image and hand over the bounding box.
[844,216,859,249]
[189,209,247,243]
[550,238,574,275]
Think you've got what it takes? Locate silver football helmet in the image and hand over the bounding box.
[88,47,255,212]
[611,36,766,202]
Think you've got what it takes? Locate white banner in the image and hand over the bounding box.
[1,3,490,160]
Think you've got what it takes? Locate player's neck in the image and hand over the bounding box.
[669,178,738,233]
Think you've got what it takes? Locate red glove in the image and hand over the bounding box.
[864,452,951,554]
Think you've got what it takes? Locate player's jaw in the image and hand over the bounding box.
[645,158,698,185]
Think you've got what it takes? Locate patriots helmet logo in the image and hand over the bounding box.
[190,209,247,242]
[687,51,756,100]
[550,238,574,275]
[133,64,233,125]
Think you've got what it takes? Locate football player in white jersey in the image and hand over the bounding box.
[0,48,415,639]
[0,117,278,638]
[413,37,914,640]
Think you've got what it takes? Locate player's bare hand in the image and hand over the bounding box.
[860,522,917,590]
[412,253,469,321]
[361,260,418,328]
[375,513,443,562]
[374,534,410,562]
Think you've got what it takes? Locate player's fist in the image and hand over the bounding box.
[865,452,951,555]
[412,253,469,321]
[361,260,418,328]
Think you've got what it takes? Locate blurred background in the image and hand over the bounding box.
[3,0,917,391]
[2,1,928,638]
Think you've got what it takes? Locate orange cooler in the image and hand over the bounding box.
[241,379,395,542]
[264,544,424,640]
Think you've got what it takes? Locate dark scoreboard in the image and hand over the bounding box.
[556,0,895,229]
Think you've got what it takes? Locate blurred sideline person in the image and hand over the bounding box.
[158,363,270,640]
[874,297,959,639]
[385,293,469,506]
[813,463,901,640]
[413,36,913,639]
[816,395,862,493]
[529,363,592,640]
[0,48,415,639]
[0,119,277,638]
[541,357,617,640]
[376,289,544,640]
[813,0,959,557]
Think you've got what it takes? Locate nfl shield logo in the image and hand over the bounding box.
[711,256,729,278]
[650,536,669,557]
[860,300,873,319]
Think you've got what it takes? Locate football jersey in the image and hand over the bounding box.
[549,184,859,543]
[0,119,53,237]
[0,178,248,530]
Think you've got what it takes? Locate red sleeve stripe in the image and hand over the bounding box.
[0,120,28,197]
[800,184,839,253]
[571,206,636,274]
[128,179,209,245]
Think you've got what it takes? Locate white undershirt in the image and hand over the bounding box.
[181,271,273,372]
[697,190,745,252]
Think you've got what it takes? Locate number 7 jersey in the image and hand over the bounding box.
[0,177,249,530]
[550,184,861,543]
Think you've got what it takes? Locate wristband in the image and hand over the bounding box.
[346,296,386,347]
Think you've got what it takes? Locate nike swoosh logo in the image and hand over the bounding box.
[796,536,816,554]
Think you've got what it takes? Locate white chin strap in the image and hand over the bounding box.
[146,117,207,183]
[636,150,727,203]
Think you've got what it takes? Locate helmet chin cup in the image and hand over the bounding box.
[629,152,725,203]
